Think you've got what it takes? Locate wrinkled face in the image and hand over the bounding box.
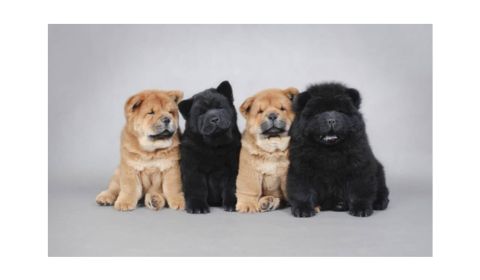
[179,81,238,146]
[125,90,183,151]
[300,95,363,145]
[241,88,298,139]
[190,93,234,136]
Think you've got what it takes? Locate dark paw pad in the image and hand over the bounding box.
[150,197,162,209]
[186,200,210,214]
[349,208,373,217]
[259,197,274,211]
[373,198,389,210]
[292,205,316,218]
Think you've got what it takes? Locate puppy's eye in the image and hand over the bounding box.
[147,110,155,115]
[280,106,286,111]
[169,110,175,115]
[258,109,264,114]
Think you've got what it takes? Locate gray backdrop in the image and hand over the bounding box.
[49,25,432,256]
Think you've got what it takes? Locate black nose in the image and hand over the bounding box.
[327,119,336,126]
[268,113,278,121]
[210,116,219,124]
[162,117,171,124]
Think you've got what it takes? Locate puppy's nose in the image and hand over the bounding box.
[268,113,278,121]
[327,119,336,126]
[162,117,171,125]
[210,116,219,124]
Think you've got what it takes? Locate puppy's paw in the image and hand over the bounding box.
[348,207,373,217]
[186,199,210,214]
[373,197,389,210]
[258,196,280,212]
[168,195,186,210]
[291,204,316,218]
[223,202,236,212]
[145,193,166,211]
[95,191,116,206]
[114,199,137,211]
[223,194,237,212]
[236,201,259,213]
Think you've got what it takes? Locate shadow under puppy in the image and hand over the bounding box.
[287,83,389,217]
[95,90,185,211]
[179,81,241,213]
[236,87,299,213]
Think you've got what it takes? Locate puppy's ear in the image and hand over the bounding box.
[178,98,193,119]
[345,87,361,109]
[293,92,311,113]
[283,87,299,101]
[124,93,145,117]
[216,80,234,102]
[167,90,184,104]
[239,96,255,118]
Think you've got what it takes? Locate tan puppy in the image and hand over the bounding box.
[95,90,185,211]
[236,87,299,213]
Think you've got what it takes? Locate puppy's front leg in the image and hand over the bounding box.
[163,164,185,210]
[287,169,317,218]
[114,164,142,211]
[182,166,210,214]
[235,159,262,213]
[221,172,237,212]
[347,175,376,217]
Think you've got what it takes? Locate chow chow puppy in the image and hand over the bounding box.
[235,87,299,213]
[178,81,241,214]
[287,82,389,217]
[95,90,185,211]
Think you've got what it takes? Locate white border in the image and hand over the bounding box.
[1,0,479,279]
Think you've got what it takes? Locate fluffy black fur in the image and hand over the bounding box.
[179,81,241,214]
[287,83,389,218]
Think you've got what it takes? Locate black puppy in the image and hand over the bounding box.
[287,83,389,217]
[179,81,241,213]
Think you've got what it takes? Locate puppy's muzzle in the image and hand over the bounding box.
[307,111,347,145]
[149,116,176,140]
[260,113,286,136]
[200,109,231,135]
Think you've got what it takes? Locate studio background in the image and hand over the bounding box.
[48,24,432,256]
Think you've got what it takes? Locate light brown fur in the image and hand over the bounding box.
[95,90,185,211]
[235,87,299,213]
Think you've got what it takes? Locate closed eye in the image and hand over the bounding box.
[147,110,155,115]
[258,109,264,114]
[280,106,286,111]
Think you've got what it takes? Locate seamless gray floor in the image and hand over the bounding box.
[48,24,431,256]
[49,175,431,256]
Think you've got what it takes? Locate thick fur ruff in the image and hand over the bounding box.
[235,87,298,213]
[95,90,185,211]
[287,83,389,218]
[179,81,241,213]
